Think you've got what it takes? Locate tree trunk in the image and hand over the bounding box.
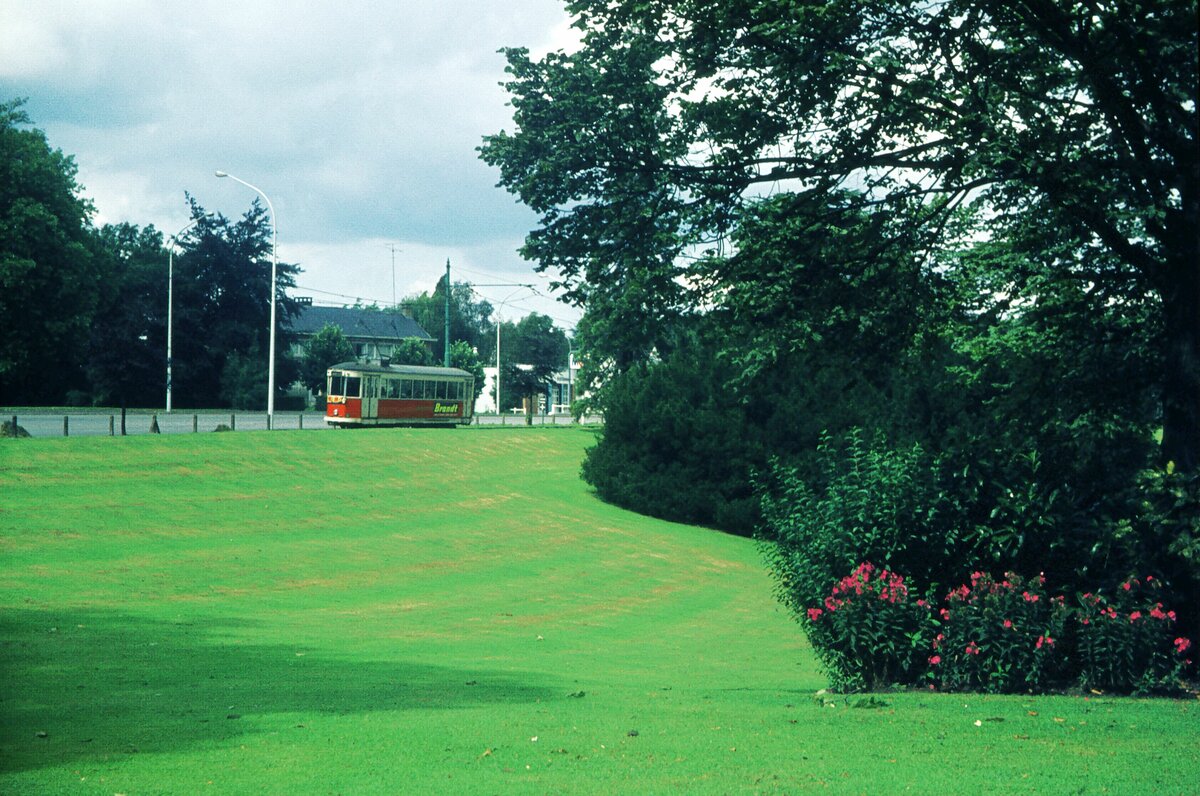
[1159,250,1200,473]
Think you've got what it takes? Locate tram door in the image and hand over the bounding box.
[363,375,379,420]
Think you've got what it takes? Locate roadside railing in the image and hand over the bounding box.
[2,410,601,438]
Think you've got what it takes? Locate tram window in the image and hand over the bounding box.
[345,376,361,397]
[433,381,444,399]
[328,374,341,396]
[455,381,464,400]
[398,379,411,399]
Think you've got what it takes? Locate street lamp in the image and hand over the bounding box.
[494,287,530,416]
[215,170,278,424]
[166,213,213,412]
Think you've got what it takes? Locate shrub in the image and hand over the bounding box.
[931,571,1070,693]
[759,429,974,616]
[1075,577,1193,695]
[803,563,932,692]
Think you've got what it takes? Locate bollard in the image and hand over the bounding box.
[150,414,160,434]
[109,416,115,436]
[231,414,236,431]
[267,414,272,431]
[193,415,198,433]
[121,407,127,436]
[63,416,69,437]
[299,414,303,430]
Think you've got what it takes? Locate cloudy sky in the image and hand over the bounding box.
[0,0,581,326]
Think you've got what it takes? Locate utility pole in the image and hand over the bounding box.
[385,243,401,308]
[444,259,452,367]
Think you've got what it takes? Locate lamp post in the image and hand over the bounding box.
[566,336,574,414]
[166,213,212,412]
[493,287,530,416]
[215,170,278,424]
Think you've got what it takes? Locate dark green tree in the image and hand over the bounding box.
[404,278,496,364]
[390,337,434,366]
[482,0,1198,471]
[300,323,355,395]
[170,198,302,408]
[84,222,168,407]
[448,340,486,402]
[498,313,569,416]
[0,98,99,403]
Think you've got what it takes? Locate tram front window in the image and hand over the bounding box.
[344,376,361,398]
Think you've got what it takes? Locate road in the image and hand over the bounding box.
[3,410,598,438]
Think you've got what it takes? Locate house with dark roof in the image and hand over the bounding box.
[288,299,436,362]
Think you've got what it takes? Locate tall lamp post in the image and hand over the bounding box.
[215,170,278,424]
[494,287,531,416]
[166,213,212,412]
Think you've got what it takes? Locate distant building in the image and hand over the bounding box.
[474,361,582,415]
[288,299,435,362]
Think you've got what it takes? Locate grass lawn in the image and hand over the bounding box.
[1,427,1196,794]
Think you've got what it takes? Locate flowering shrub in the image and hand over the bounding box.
[931,571,1070,693]
[804,562,931,691]
[1075,576,1193,694]
[803,564,1193,695]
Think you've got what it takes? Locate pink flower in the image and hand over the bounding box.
[916,599,927,608]
[1175,637,1192,655]
[1022,591,1039,603]
[1036,635,1055,650]
[807,608,824,622]
[1081,618,1090,626]
[1122,581,1132,591]
[1002,619,1013,629]
[929,655,942,666]
[1168,610,1177,621]
[940,608,951,620]
[965,641,980,656]
[1129,611,1142,622]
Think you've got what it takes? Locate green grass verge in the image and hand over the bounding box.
[1,428,1196,794]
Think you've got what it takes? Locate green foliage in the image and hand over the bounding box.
[404,277,495,364]
[497,313,570,413]
[0,98,99,402]
[218,347,267,410]
[581,329,762,533]
[169,197,302,409]
[301,324,354,394]
[389,337,434,366]
[760,429,976,613]
[447,340,486,401]
[84,222,167,407]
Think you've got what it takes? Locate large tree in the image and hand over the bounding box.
[404,277,496,364]
[0,98,100,403]
[169,198,302,408]
[85,222,168,407]
[481,0,1198,470]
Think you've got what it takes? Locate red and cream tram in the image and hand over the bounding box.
[325,362,475,427]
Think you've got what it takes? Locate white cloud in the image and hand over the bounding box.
[0,0,581,328]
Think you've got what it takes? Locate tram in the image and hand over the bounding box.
[325,361,475,427]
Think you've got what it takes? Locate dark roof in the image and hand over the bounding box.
[289,305,435,342]
[330,362,473,378]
